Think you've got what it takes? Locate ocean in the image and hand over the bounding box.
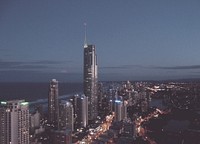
[0,82,83,102]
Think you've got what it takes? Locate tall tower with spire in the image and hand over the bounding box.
[83,23,98,121]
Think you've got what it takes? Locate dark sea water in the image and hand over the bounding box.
[0,82,83,102]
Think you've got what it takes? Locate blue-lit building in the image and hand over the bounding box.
[114,99,127,122]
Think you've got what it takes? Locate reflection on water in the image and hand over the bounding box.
[163,120,190,132]
[150,98,166,109]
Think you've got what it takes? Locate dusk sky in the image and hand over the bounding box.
[1,0,200,82]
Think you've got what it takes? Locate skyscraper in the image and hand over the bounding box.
[59,100,74,131]
[114,99,127,122]
[0,100,29,144]
[48,79,59,128]
[83,25,98,120]
[98,82,104,115]
[76,94,88,127]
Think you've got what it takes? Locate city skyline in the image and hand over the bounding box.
[1,0,200,82]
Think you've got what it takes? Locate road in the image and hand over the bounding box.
[79,113,114,143]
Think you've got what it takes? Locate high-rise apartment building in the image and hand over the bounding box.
[98,82,104,114]
[30,110,40,130]
[83,33,98,120]
[76,95,88,127]
[0,100,29,144]
[48,79,59,128]
[114,99,127,122]
[59,100,74,131]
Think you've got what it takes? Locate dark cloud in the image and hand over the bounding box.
[0,60,70,71]
[12,65,49,69]
[191,71,200,74]
[100,65,146,70]
[30,60,71,65]
[100,66,129,70]
[0,70,82,82]
[154,65,200,70]
[0,61,24,68]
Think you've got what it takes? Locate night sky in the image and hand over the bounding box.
[1,0,200,82]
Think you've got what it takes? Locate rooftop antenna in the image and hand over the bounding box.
[84,22,87,48]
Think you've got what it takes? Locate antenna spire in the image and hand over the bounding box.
[84,22,87,48]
